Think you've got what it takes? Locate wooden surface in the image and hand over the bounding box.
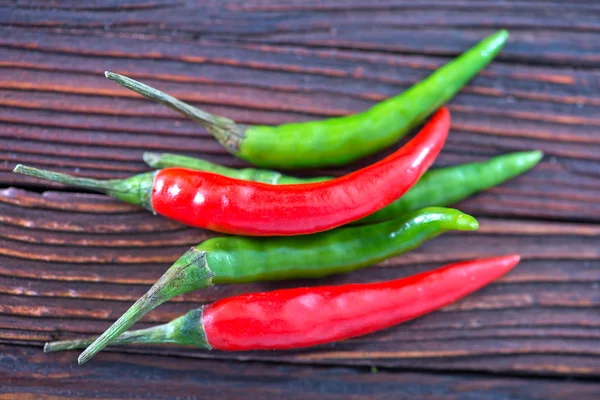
[1,0,599,398]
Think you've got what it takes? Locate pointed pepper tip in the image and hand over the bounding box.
[142,152,162,167]
[77,351,91,365]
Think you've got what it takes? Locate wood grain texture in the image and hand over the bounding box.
[3,344,599,400]
[3,1,600,69]
[1,0,599,397]
[1,26,599,220]
[0,189,599,378]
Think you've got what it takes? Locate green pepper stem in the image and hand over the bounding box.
[45,308,211,353]
[77,248,213,364]
[13,164,156,209]
[13,164,113,193]
[76,284,169,364]
[105,71,245,153]
[45,323,171,353]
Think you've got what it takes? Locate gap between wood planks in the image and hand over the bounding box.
[3,341,600,384]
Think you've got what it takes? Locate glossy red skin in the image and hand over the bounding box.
[201,255,520,351]
[150,108,450,236]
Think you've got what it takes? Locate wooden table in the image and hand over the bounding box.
[2,1,599,398]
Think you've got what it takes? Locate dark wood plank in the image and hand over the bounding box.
[1,24,599,220]
[3,344,598,400]
[3,0,600,67]
[0,189,599,377]
[2,0,600,393]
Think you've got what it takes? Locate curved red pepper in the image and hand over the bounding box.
[202,255,520,351]
[45,255,520,361]
[151,107,450,236]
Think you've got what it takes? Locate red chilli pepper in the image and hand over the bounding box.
[203,255,519,350]
[47,255,520,361]
[15,108,449,236]
[153,107,450,235]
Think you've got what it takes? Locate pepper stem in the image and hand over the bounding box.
[13,164,156,210]
[45,323,170,352]
[105,71,245,153]
[77,248,213,364]
[14,164,113,193]
[45,308,211,353]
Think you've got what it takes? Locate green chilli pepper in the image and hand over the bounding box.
[143,152,328,184]
[74,207,478,361]
[144,150,543,225]
[106,30,509,169]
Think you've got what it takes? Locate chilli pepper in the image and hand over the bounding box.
[14,108,450,236]
[144,150,543,225]
[143,152,329,184]
[104,30,508,169]
[68,207,478,364]
[46,255,520,362]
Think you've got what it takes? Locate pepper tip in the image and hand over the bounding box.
[457,212,479,231]
[519,150,544,168]
[484,30,509,54]
[494,254,521,275]
[142,152,162,168]
[12,164,24,174]
[105,71,119,81]
[531,150,544,162]
[77,352,90,365]
[467,216,479,231]
[507,254,521,264]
